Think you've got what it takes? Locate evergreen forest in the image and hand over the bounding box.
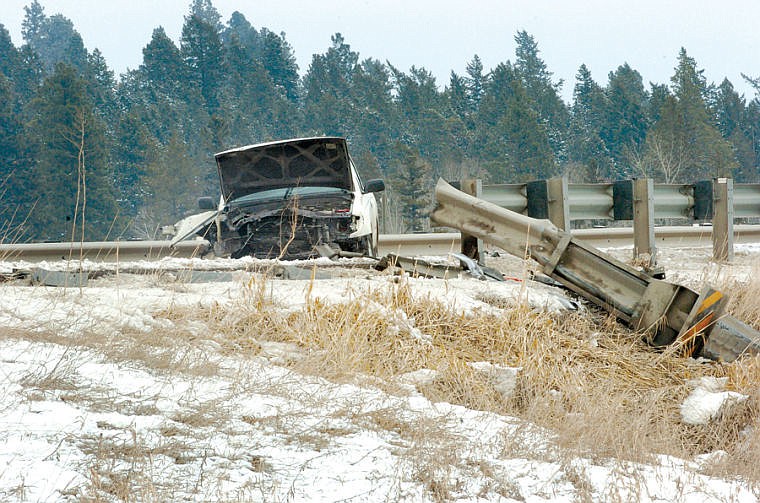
[1,0,760,241]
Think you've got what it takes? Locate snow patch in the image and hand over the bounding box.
[468,361,521,398]
[680,376,748,425]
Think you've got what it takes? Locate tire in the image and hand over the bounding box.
[362,233,377,258]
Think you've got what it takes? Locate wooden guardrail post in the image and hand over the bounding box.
[713,178,734,262]
[632,178,656,265]
[459,178,484,264]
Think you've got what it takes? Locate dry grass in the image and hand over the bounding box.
[75,428,195,502]
[165,271,760,493]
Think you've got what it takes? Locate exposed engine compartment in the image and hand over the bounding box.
[218,193,358,259]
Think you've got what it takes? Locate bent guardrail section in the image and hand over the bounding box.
[430,178,760,362]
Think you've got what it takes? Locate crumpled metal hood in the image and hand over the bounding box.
[215,137,353,202]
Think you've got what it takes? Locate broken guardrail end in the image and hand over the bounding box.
[430,177,760,362]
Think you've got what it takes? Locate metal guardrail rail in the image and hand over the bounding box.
[2,226,760,263]
[461,177,760,262]
[734,183,760,218]
[0,240,209,262]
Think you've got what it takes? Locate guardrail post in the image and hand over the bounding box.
[547,176,570,230]
[633,178,656,264]
[459,178,484,264]
[713,178,734,262]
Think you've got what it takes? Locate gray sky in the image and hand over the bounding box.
[2,0,759,102]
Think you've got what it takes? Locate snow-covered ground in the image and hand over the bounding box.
[0,246,758,502]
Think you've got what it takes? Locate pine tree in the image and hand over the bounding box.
[513,30,569,161]
[567,65,615,181]
[140,27,188,97]
[448,71,469,122]
[302,33,359,135]
[14,45,44,112]
[389,65,456,169]
[446,71,475,158]
[603,63,649,174]
[137,131,206,230]
[26,63,117,240]
[180,11,227,115]
[744,99,760,181]
[464,54,485,113]
[0,23,41,117]
[122,26,208,149]
[223,11,259,51]
[0,73,31,241]
[641,49,736,182]
[112,111,157,220]
[0,24,20,81]
[221,13,300,102]
[476,62,556,181]
[350,58,396,169]
[393,143,432,233]
[258,28,300,102]
[189,0,223,31]
[20,1,45,49]
[84,49,117,124]
[743,75,760,180]
[22,3,87,75]
[714,79,756,181]
[222,31,298,144]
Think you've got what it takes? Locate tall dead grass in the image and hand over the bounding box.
[168,271,760,490]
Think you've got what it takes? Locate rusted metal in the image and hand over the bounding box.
[430,178,760,361]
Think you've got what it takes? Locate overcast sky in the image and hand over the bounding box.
[2,0,759,103]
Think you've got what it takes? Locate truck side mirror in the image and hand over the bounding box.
[365,179,385,193]
[198,196,216,210]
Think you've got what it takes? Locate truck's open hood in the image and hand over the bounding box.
[215,137,353,203]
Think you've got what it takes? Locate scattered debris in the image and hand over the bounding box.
[0,269,30,282]
[167,270,238,283]
[269,264,338,280]
[374,253,506,281]
[375,253,461,279]
[315,243,366,259]
[30,268,88,287]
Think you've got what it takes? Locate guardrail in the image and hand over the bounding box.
[3,227,759,263]
[454,177,759,262]
[0,240,209,262]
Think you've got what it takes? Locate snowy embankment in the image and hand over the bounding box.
[0,251,757,502]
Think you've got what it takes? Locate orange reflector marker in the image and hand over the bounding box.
[678,288,726,357]
[697,290,723,315]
